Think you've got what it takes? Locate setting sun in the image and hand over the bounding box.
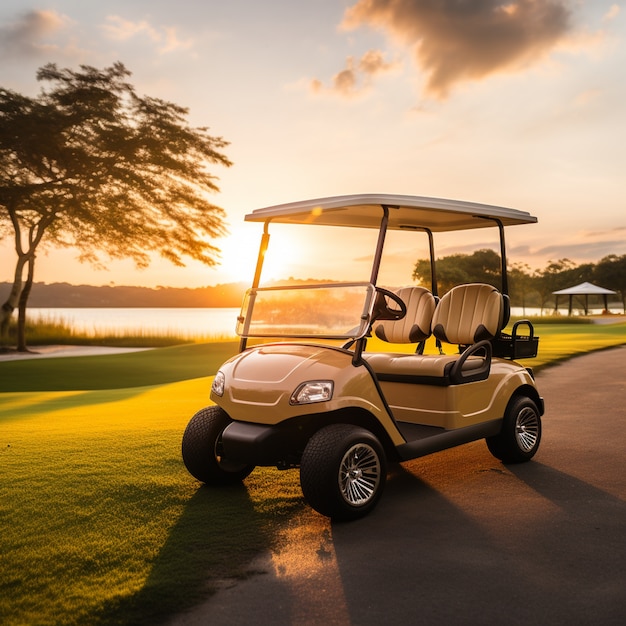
[218,223,304,284]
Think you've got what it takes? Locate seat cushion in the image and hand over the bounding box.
[432,283,504,345]
[365,349,486,374]
[374,286,435,344]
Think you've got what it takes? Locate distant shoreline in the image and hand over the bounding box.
[0,280,248,308]
[27,304,237,308]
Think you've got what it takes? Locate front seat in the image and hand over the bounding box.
[373,286,436,353]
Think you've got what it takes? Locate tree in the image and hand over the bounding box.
[508,262,534,316]
[412,248,502,294]
[594,254,626,313]
[533,259,576,313]
[0,63,232,349]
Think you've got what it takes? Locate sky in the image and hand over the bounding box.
[1,0,625,289]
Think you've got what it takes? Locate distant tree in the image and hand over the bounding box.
[533,258,577,313]
[0,63,231,349]
[559,261,595,288]
[412,248,502,294]
[594,254,626,313]
[508,262,534,315]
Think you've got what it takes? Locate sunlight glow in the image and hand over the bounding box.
[219,225,304,284]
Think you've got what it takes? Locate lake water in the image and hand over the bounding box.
[27,305,621,339]
[29,307,241,339]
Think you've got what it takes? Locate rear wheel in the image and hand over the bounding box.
[300,424,387,521]
[182,406,255,485]
[486,396,541,463]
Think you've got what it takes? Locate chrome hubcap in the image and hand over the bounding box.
[515,407,540,452]
[339,443,381,506]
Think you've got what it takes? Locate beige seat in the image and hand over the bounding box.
[364,286,435,375]
[373,286,436,347]
[432,283,504,346]
[365,284,504,385]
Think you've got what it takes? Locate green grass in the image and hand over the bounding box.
[517,322,626,370]
[1,378,304,626]
[0,342,240,392]
[1,324,625,625]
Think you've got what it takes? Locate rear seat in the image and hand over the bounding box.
[364,283,505,386]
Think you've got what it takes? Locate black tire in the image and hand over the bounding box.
[486,395,542,463]
[182,406,255,485]
[300,424,387,521]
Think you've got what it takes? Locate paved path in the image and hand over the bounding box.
[0,345,151,361]
[169,347,626,626]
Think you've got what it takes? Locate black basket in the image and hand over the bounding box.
[492,320,539,360]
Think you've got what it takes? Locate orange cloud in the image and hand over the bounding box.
[341,0,574,99]
[102,16,193,54]
[311,49,396,97]
[0,10,72,59]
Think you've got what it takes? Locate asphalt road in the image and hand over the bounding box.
[169,346,626,626]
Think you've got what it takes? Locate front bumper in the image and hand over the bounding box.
[221,419,311,467]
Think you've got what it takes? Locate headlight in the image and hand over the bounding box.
[290,381,334,405]
[211,371,225,397]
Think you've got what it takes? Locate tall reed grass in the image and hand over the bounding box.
[3,317,223,348]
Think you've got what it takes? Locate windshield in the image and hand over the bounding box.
[237,283,376,339]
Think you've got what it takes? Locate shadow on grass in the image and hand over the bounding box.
[0,387,149,423]
[0,343,239,392]
[93,476,303,626]
[92,484,266,625]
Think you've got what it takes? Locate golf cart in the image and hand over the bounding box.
[182,194,544,521]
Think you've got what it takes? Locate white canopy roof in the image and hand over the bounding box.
[553,282,617,296]
[245,194,537,232]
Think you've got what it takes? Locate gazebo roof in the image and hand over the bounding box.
[553,282,617,296]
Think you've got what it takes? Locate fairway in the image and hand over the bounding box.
[0,376,304,626]
[1,324,625,625]
[0,342,239,392]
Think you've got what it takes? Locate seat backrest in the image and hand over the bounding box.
[374,286,436,344]
[432,283,504,346]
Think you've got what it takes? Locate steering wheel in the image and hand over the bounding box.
[372,287,407,323]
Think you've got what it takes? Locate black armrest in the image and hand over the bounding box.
[449,340,492,385]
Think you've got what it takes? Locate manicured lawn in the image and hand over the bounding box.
[1,377,304,625]
[0,342,239,392]
[1,324,624,625]
[521,322,626,369]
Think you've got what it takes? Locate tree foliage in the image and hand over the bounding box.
[412,248,503,293]
[0,63,232,347]
[594,254,626,310]
[412,251,625,313]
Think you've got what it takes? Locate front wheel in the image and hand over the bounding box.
[486,396,542,463]
[182,406,255,485]
[300,424,387,521]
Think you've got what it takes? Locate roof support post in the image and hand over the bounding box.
[354,205,392,365]
[425,228,438,297]
[239,221,271,352]
[475,216,508,296]
[369,205,391,284]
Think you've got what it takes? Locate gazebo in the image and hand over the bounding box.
[553,282,617,315]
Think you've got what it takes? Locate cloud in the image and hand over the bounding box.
[102,16,193,54]
[341,0,575,99]
[311,48,397,97]
[603,4,620,22]
[0,9,72,59]
[511,237,626,265]
[538,240,626,261]
[102,16,161,42]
